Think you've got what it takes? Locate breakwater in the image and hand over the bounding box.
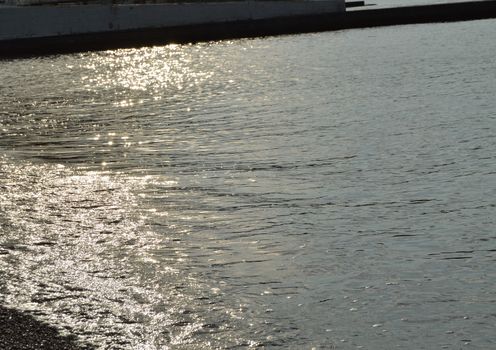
[1,1,496,57]
[0,0,345,57]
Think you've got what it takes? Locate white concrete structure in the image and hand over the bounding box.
[0,1,345,41]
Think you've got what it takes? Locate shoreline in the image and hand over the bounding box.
[0,1,496,58]
[0,305,94,350]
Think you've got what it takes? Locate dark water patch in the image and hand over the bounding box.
[32,241,58,246]
[0,243,29,252]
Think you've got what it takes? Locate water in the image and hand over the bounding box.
[1,19,496,349]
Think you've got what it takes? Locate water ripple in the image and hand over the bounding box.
[1,19,496,349]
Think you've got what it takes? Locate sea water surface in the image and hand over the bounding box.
[1,19,496,349]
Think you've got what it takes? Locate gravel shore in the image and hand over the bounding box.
[0,305,94,350]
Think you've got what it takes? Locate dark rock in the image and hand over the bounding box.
[0,305,94,350]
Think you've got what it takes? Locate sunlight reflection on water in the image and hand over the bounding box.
[81,46,215,109]
[1,19,496,349]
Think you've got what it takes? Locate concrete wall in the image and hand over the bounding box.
[0,1,345,40]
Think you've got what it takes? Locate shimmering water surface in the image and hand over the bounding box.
[1,19,496,349]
